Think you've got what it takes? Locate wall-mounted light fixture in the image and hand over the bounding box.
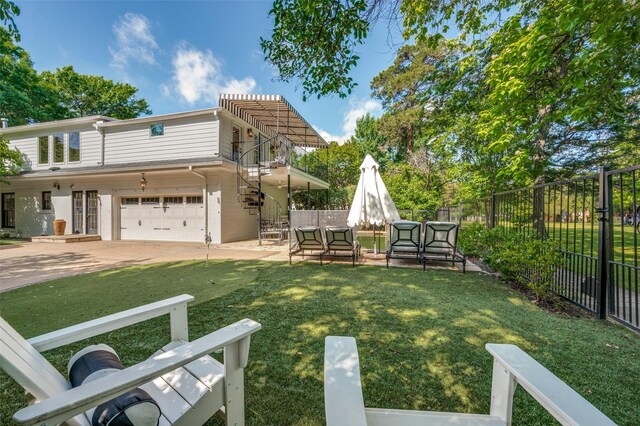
[247,128,254,138]
[140,173,147,191]
[52,181,60,190]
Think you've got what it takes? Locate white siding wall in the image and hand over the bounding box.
[8,127,102,172]
[104,116,219,164]
[220,171,258,243]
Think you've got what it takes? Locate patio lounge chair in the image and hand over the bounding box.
[324,336,616,426]
[386,221,422,268]
[1,294,261,426]
[290,226,328,265]
[422,221,466,273]
[324,226,361,267]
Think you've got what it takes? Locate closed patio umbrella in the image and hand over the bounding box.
[347,154,401,253]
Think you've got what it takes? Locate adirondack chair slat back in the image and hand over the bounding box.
[0,316,71,401]
[389,221,421,253]
[423,222,458,255]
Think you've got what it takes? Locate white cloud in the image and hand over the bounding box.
[314,98,382,144]
[110,13,159,71]
[167,43,257,104]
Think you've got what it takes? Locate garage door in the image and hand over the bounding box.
[120,195,205,242]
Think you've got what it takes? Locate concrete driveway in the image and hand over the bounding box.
[0,240,289,292]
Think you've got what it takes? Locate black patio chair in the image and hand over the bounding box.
[290,227,327,265]
[422,221,466,273]
[386,221,422,268]
[324,226,361,267]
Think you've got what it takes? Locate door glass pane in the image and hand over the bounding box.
[68,132,80,162]
[53,133,64,163]
[72,191,83,233]
[86,191,98,234]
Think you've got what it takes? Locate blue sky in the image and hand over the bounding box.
[14,0,405,142]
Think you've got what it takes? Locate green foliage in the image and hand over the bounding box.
[40,66,152,119]
[0,136,22,182]
[349,113,389,170]
[459,223,563,300]
[382,161,442,211]
[0,0,20,41]
[0,27,65,125]
[261,0,369,100]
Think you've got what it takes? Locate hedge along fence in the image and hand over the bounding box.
[445,165,640,332]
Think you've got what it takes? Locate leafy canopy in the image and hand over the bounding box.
[40,66,151,119]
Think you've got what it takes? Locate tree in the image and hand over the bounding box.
[0,0,20,41]
[349,113,389,169]
[260,0,369,100]
[371,42,449,156]
[40,66,151,119]
[0,136,22,182]
[0,27,65,125]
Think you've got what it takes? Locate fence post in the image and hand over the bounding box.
[459,201,463,227]
[596,166,610,319]
[490,192,497,228]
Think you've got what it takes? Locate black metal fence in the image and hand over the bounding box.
[450,165,639,331]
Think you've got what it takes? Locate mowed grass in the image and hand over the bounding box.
[1,261,639,425]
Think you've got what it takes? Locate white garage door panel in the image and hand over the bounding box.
[120,198,205,242]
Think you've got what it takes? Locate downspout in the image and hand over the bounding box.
[94,121,106,166]
[189,166,209,242]
[93,121,106,237]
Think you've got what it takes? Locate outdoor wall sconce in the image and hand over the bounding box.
[52,181,60,190]
[140,173,147,191]
[247,128,254,138]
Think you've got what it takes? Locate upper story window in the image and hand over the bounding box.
[41,191,52,211]
[53,132,64,163]
[150,123,164,137]
[37,131,82,165]
[68,132,80,162]
[39,136,49,165]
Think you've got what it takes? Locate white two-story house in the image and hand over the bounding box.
[0,94,329,243]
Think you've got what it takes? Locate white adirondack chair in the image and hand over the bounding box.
[0,294,261,426]
[324,336,617,426]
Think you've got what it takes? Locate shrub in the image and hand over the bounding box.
[459,224,563,300]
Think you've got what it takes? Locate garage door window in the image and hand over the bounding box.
[141,197,160,205]
[186,196,202,204]
[122,197,139,205]
[164,196,183,205]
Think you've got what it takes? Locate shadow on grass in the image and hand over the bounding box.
[0,261,638,425]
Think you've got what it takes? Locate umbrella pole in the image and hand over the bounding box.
[373,224,377,255]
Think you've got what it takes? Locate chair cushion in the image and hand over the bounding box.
[68,344,161,426]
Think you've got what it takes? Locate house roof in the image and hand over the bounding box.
[218,94,328,148]
[94,108,220,129]
[0,115,116,136]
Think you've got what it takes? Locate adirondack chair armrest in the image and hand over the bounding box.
[485,344,616,426]
[324,336,368,426]
[28,294,195,352]
[14,318,261,426]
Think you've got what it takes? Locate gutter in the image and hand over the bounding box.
[188,166,209,242]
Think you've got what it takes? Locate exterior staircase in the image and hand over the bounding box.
[236,136,288,242]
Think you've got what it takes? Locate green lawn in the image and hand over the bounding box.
[1,261,638,425]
